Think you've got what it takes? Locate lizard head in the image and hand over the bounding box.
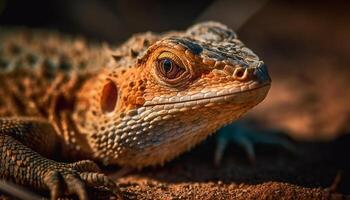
[76,22,270,166]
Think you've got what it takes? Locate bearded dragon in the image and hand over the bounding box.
[0,22,270,199]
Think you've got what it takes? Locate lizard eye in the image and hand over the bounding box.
[156,52,185,80]
[157,58,185,79]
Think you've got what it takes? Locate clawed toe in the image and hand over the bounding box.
[69,160,101,173]
[80,172,123,199]
[64,173,88,200]
[44,171,62,200]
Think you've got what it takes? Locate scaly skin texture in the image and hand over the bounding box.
[0,22,270,199]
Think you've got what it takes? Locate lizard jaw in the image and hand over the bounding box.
[103,82,270,167]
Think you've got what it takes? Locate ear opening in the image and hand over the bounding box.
[101,80,118,113]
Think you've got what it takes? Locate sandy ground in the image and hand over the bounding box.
[111,134,349,199]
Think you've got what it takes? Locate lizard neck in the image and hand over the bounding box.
[42,73,96,160]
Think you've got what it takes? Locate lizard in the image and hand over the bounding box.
[0,21,271,199]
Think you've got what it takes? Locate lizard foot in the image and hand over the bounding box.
[43,160,123,200]
[214,122,296,166]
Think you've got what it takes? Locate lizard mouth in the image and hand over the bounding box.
[144,83,271,107]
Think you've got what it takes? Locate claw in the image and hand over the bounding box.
[234,135,256,164]
[64,173,88,200]
[43,171,62,200]
[214,137,228,167]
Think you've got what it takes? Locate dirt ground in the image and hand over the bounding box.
[111,134,350,200]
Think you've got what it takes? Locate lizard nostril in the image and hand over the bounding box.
[234,67,244,77]
[233,68,249,81]
[101,80,118,113]
[235,69,244,77]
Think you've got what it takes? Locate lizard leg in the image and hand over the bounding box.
[0,117,122,200]
[214,121,296,166]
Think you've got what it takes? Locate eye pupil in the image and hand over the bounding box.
[162,59,172,73]
[157,56,185,81]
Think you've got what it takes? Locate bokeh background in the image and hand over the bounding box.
[1,0,350,197]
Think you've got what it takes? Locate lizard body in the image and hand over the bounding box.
[0,22,270,199]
